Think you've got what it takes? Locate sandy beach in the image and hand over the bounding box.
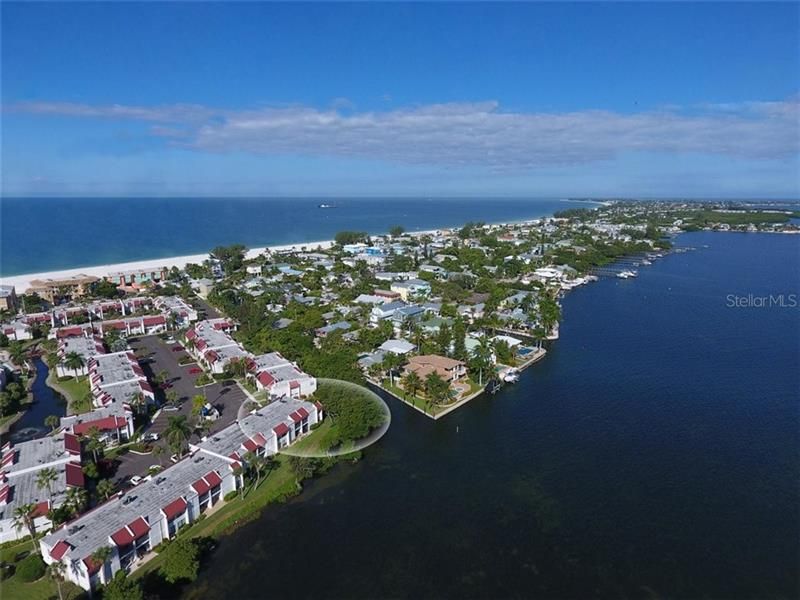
[0,238,337,293]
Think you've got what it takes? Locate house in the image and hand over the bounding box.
[56,336,106,377]
[404,355,466,383]
[154,296,199,326]
[88,351,154,409]
[373,289,401,301]
[248,352,317,399]
[391,305,426,328]
[0,434,85,543]
[185,319,246,374]
[190,278,215,297]
[378,339,416,355]
[370,300,406,325]
[315,321,351,338]
[418,264,448,279]
[354,294,387,305]
[390,279,431,301]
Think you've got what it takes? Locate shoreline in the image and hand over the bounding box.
[0,201,604,292]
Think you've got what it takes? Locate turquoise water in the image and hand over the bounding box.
[0,197,585,276]
[184,231,799,599]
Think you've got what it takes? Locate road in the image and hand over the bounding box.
[112,334,249,485]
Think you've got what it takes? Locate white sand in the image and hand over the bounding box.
[0,239,337,293]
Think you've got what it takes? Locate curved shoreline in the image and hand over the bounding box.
[0,201,603,292]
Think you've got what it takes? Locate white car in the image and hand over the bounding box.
[166,337,176,343]
[129,475,144,486]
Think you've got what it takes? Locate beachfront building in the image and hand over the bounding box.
[39,398,322,591]
[404,355,467,383]
[106,267,169,287]
[27,274,99,303]
[0,434,85,543]
[0,285,18,313]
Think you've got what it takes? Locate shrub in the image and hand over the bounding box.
[16,553,46,582]
[224,490,238,502]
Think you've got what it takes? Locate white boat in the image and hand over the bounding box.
[503,368,520,383]
[616,269,638,279]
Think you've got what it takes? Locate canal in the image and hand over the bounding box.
[8,356,67,443]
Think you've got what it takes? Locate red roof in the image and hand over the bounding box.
[56,327,83,338]
[242,438,258,453]
[205,350,219,363]
[204,471,222,488]
[2,452,16,467]
[65,462,85,488]
[106,321,127,330]
[297,407,309,419]
[50,540,72,561]
[83,557,102,575]
[257,371,276,387]
[186,329,197,340]
[191,478,210,495]
[143,315,166,326]
[31,500,50,518]
[289,411,302,423]
[0,484,10,504]
[162,497,187,520]
[273,423,289,437]
[73,416,127,435]
[63,433,81,455]
[139,381,153,394]
[289,380,300,389]
[111,517,149,546]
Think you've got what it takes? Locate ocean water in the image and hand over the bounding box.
[0,197,584,276]
[182,231,799,599]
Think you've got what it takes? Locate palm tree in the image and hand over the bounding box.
[165,415,192,457]
[425,372,450,406]
[85,427,104,463]
[12,503,37,550]
[65,486,88,515]
[403,371,422,403]
[384,352,404,387]
[97,478,116,501]
[49,559,66,600]
[473,334,495,385]
[36,467,58,501]
[367,363,383,382]
[90,545,113,585]
[8,342,27,366]
[63,351,86,374]
[45,414,61,432]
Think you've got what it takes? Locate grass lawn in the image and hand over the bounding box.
[46,374,90,412]
[0,538,83,600]
[287,419,358,456]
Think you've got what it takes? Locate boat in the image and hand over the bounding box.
[318,203,336,209]
[502,368,520,383]
[616,269,638,279]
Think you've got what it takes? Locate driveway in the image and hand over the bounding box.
[115,334,249,481]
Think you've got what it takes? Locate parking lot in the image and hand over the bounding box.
[112,334,250,486]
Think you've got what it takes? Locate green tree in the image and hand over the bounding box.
[12,502,37,550]
[65,486,88,515]
[160,538,200,584]
[45,414,60,432]
[62,351,86,373]
[403,370,422,402]
[85,426,104,463]
[334,231,368,246]
[103,570,143,600]
[424,372,451,406]
[165,415,192,456]
[49,560,66,600]
[389,225,405,238]
[97,478,116,501]
[452,318,467,360]
[36,467,58,501]
[82,461,99,480]
[436,322,452,355]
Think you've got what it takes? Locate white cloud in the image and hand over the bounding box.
[7,97,799,169]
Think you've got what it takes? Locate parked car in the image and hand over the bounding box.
[188,367,202,374]
[166,336,176,343]
[129,475,143,486]
[142,432,160,442]
[160,382,173,390]
[172,345,184,352]
[163,404,180,411]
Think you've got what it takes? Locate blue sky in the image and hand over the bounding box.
[2,2,798,198]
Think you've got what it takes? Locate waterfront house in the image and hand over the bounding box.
[404,355,466,383]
